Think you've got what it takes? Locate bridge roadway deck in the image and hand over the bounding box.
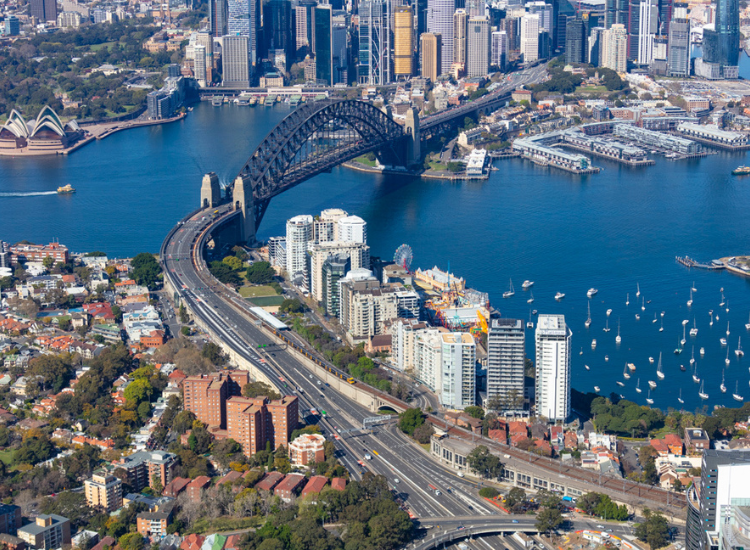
[161,206,500,520]
[162,206,687,521]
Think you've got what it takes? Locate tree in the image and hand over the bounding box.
[209,261,241,286]
[398,408,424,436]
[447,161,465,173]
[464,406,484,419]
[201,342,227,365]
[635,509,670,550]
[181,326,191,336]
[151,474,163,496]
[479,487,499,498]
[242,381,281,400]
[466,445,504,479]
[131,253,161,289]
[536,506,563,535]
[505,487,527,511]
[246,261,275,284]
[188,424,212,454]
[173,410,197,434]
[179,303,189,323]
[413,423,434,444]
[222,255,243,271]
[118,533,145,550]
[279,298,303,314]
[211,438,243,469]
[123,378,153,407]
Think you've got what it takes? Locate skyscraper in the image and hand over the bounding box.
[314,4,333,85]
[627,0,640,60]
[491,30,507,69]
[222,35,250,86]
[565,16,586,63]
[332,24,348,84]
[698,0,739,78]
[427,0,455,74]
[453,9,468,71]
[440,333,476,409]
[286,215,314,289]
[394,6,414,77]
[637,0,657,64]
[601,23,627,71]
[588,26,605,64]
[228,0,261,67]
[520,13,540,62]
[322,254,350,317]
[466,15,489,77]
[209,0,228,37]
[420,32,442,80]
[295,0,317,56]
[486,319,525,412]
[526,2,553,39]
[263,0,295,63]
[193,45,208,86]
[30,0,57,22]
[358,0,389,84]
[666,12,689,76]
[534,314,571,422]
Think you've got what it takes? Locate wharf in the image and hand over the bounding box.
[562,143,655,166]
[719,256,750,278]
[676,256,725,270]
[672,133,750,151]
[488,150,521,159]
[521,154,601,175]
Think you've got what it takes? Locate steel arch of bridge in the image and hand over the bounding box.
[236,99,406,229]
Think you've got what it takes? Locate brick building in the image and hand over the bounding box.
[186,476,211,503]
[113,451,177,492]
[9,243,69,265]
[0,505,21,536]
[289,433,326,466]
[274,474,306,502]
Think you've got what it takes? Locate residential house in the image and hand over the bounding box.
[274,474,306,502]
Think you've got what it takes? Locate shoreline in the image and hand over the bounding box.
[0,112,187,159]
[719,256,750,278]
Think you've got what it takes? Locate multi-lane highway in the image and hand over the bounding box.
[161,207,498,519]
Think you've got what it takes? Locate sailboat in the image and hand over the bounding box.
[636,283,641,298]
[648,379,657,389]
[727,321,731,336]
[615,319,621,343]
[736,336,744,357]
[692,362,700,383]
[681,325,687,346]
[652,313,658,324]
[690,346,696,366]
[726,346,731,366]
[720,292,726,307]
[635,378,642,393]
[746,312,750,331]
[699,381,709,400]
[626,293,630,306]
[527,291,534,304]
[591,339,597,349]
[710,310,714,327]
[726,299,730,313]
[641,297,646,311]
[720,370,727,393]
[687,289,693,308]
[646,389,654,405]
[579,347,583,355]
[503,279,515,298]
[733,381,744,402]
[623,363,631,380]
[527,310,534,329]
[585,301,592,328]
[692,281,697,292]
[606,309,612,317]
[659,319,664,332]
[674,335,682,355]
[678,389,684,404]
[604,317,611,332]
[656,353,665,380]
[690,318,698,337]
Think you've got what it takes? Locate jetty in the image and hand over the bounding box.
[676,256,725,270]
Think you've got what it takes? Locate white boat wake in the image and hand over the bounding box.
[0,191,58,197]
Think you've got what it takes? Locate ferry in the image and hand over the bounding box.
[57,184,75,194]
[732,166,750,175]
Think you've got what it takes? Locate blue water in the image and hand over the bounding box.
[2,100,750,413]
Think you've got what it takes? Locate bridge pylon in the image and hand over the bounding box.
[232,174,256,245]
[200,172,221,208]
[404,107,421,167]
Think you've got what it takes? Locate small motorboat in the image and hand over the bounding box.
[555,292,565,300]
[616,381,625,387]
[522,280,534,289]
[648,380,657,389]
[594,386,601,393]
[587,288,598,298]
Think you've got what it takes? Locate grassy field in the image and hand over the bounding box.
[575,85,609,94]
[428,161,447,171]
[247,296,285,307]
[355,155,378,167]
[87,41,120,52]
[0,449,13,465]
[239,285,277,298]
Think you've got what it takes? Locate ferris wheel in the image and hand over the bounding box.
[393,244,414,272]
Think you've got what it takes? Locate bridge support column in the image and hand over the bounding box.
[200,172,221,209]
[405,107,421,167]
[232,175,256,245]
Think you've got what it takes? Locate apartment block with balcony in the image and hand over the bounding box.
[84,471,123,512]
[17,516,70,550]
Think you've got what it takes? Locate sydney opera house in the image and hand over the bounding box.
[0,106,84,152]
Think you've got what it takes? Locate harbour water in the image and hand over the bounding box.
[3,87,750,413]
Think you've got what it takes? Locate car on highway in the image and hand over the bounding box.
[365,454,372,460]
[394,478,400,483]
[457,526,464,531]
[456,472,464,477]
[511,520,519,524]
[597,525,605,529]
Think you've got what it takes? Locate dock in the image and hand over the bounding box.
[676,256,725,270]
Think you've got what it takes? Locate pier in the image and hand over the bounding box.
[676,256,725,270]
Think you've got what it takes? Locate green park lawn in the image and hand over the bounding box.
[239,285,278,298]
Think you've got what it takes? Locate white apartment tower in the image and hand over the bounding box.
[534,314,571,422]
[638,0,658,65]
[337,215,367,244]
[491,30,508,69]
[286,215,314,289]
[602,24,627,72]
[440,332,476,409]
[486,318,525,411]
[314,208,348,243]
[416,328,444,393]
[520,14,540,62]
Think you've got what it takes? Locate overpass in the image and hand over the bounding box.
[197,64,549,244]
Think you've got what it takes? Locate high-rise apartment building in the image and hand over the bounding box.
[666,14,689,76]
[314,4,333,85]
[196,31,214,81]
[193,45,208,86]
[29,0,57,23]
[601,23,627,71]
[486,319,525,411]
[113,451,177,493]
[534,314,571,422]
[339,270,402,341]
[222,35,250,86]
[394,6,414,77]
[390,319,429,372]
[427,0,455,74]
[184,371,298,456]
[337,215,367,243]
[420,32,442,80]
[18,516,70,550]
[358,0,389,84]
[565,17,586,63]
[453,9,468,70]
[286,214,314,289]
[209,0,228,37]
[0,504,21,536]
[466,15,490,77]
[309,241,370,302]
[85,471,123,513]
[440,333,476,409]
[322,254,350,317]
[314,208,347,243]
[686,450,750,550]
[415,328,444,392]
[520,13,540,62]
[588,26,605,64]
[637,0,657,64]
[526,1,554,38]
[491,30,507,69]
